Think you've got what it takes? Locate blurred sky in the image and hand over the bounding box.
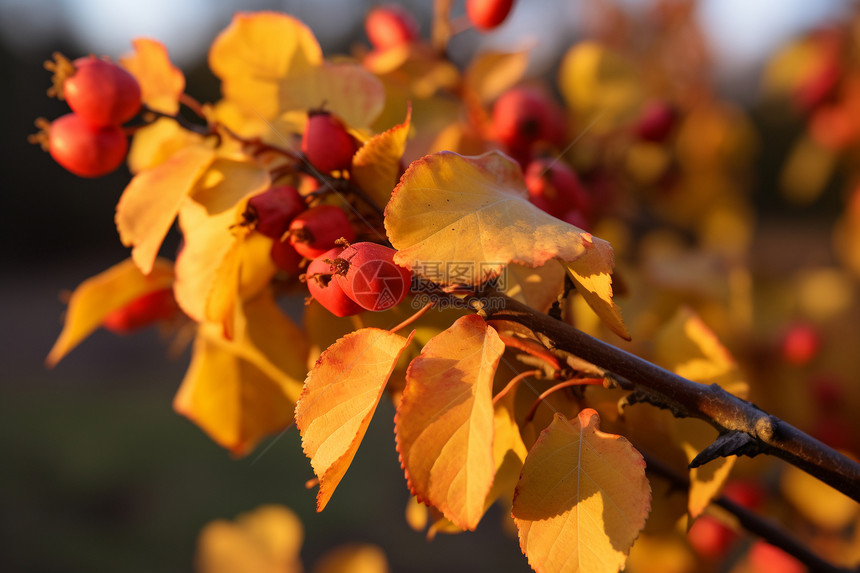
[0,0,850,96]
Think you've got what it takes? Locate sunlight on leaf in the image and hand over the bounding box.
[174,158,270,323]
[562,241,630,340]
[120,38,185,115]
[173,290,306,455]
[311,544,390,573]
[386,151,607,283]
[127,118,206,174]
[503,262,566,313]
[465,49,531,104]
[297,328,415,511]
[513,409,651,573]
[196,504,303,573]
[46,257,174,367]
[116,145,216,275]
[395,314,504,530]
[352,108,411,208]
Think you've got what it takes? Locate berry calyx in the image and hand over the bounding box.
[244,185,306,239]
[35,113,129,178]
[491,87,554,154]
[51,53,142,127]
[288,204,356,259]
[335,242,412,311]
[306,248,363,317]
[102,288,178,334]
[466,0,515,31]
[365,5,419,50]
[525,158,591,221]
[301,110,358,174]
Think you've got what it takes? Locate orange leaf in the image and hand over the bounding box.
[296,328,415,511]
[116,144,215,275]
[395,314,504,530]
[46,257,174,367]
[513,409,651,573]
[127,118,206,174]
[174,158,270,323]
[311,544,389,573]
[386,151,610,284]
[196,504,303,573]
[173,290,307,455]
[352,108,411,208]
[562,241,630,340]
[503,261,567,313]
[120,38,185,115]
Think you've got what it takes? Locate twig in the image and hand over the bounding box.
[480,293,860,502]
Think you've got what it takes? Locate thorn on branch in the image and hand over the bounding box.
[689,431,762,468]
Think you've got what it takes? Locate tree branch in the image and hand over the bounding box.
[481,293,860,502]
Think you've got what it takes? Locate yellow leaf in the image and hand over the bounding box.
[120,38,185,115]
[116,145,216,275]
[196,504,303,573]
[504,261,566,313]
[312,544,389,573]
[562,241,630,340]
[780,462,860,530]
[352,108,411,208]
[512,409,651,573]
[127,118,206,174]
[465,49,531,104]
[779,134,836,205]
[395,314,504,530]
[174,158,270,323]
[174,290,307,454]
[46,258,174,367]
[209,11,322,120]
[279,63,385,130]
[558,42,642,132]
[296,328,415,511]
[387,151,609,285]
[654,307,749,519]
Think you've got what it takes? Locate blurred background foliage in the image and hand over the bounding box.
[2,1,859,572]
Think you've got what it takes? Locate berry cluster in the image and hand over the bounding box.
[31,54,141,177]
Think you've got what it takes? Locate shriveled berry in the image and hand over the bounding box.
[525,158,590,220]
[288,204,356,259]
[102,288,177,333]
[46,113,128,177]
[492,87,553,152]
[466,0,515,31]
[335,242,412,311]
[245,185,306,239]
[365,4,419,50]
[270,238,303,275]
[64,56,142,127]
[302,111,357,174]
[306,248,363,317]
[634,100,678,142]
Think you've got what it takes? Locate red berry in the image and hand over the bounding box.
[306,248,363,317]
[270,238,303,275]
[525,159,590,220]
[302,111,357,174]
[335,242,412,311]
[47,113,128,177]
[492,87,553,152]
[466,0,515,31]
[365,5,419,50]
[245,185,306,239]
[687,515,736,559]
[722,480,764,510]
[102,288,177,334]
[634,100,678,142]
[747,541,805,573]
[288,205,355,259]
[781,322,820,366]
[64,56,142,127]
